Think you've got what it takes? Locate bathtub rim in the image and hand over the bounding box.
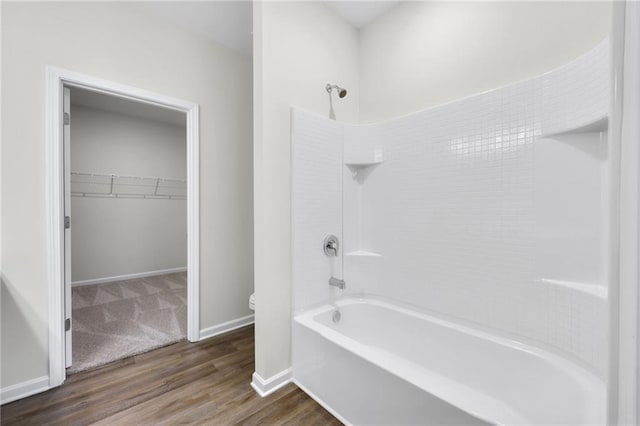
[293,295,606,426]
[295,291,605,378]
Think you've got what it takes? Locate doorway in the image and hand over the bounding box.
[66,87,188,372]
[46,67,200,387]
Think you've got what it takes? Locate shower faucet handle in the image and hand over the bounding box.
[324,235,339,257]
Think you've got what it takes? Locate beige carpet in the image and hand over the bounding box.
[69,272,187,374]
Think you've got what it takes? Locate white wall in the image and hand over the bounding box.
[609,2,640,421]
[359,1,611,122]
[70,105,186,282]
[1,2,253,389]
[253,1,359,380]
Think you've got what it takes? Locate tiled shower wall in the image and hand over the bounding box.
[348,39,609,377]
[291,110,344,312]
[292,39,609,377]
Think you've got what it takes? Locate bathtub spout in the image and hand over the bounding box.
[329,277,346,290]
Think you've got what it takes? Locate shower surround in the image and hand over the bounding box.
[291,39,610,425]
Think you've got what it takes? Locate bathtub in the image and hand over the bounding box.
[292,296,605,425]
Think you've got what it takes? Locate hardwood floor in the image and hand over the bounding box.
[1,325,341,425]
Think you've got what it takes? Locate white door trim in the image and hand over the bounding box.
[46,66,200,388]
[63,86,72,368]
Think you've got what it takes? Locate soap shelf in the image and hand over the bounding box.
[345,160,383,167]
[345,250,382,258]
[541,116,608,138]
[345,161,382,179]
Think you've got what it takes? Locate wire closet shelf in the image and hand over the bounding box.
[71,172,186,200]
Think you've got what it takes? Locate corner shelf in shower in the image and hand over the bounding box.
[541,116,608,138]
[345,160,383,180]
[345,250,382,258]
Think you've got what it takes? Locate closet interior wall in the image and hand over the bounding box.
[70,104,187,283]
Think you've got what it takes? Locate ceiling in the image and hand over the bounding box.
[70,2,403,126]
[133,1,401,57]
[70,87,186,128]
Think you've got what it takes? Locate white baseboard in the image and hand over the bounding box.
[198,314,254,341]
[1,376,50,405]
[251,368,292,397]
[72,267,187,287]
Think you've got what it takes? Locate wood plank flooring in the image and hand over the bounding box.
[1,325,341,425]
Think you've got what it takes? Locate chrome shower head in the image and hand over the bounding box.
[326,83,347,98]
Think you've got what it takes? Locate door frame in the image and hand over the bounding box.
[46,66,200,388]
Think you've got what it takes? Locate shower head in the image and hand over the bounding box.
[326,83,347,98]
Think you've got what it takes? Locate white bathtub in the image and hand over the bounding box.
[292,297,605,425]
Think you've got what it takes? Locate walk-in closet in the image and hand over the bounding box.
[68,88,188,373]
